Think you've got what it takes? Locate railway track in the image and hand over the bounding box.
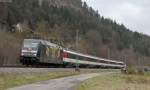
[0,67,120,74]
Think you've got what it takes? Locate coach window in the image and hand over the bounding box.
[87,57,91,62]
[110,62,116,65]
[96,59,100,63]
[68,53,76,59]
[94,59,98,62]
[118,63,124,65]
[101,60,107,63]
[83,57,87,61]
[77,55,80,60]
[78,55,83,60]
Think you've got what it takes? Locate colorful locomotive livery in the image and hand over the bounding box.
[20,39,125,68]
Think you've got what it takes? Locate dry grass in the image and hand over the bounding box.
[0,71,80,90]
[75,73,150,90]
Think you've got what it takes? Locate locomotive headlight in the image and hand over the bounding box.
[21,53,24,56]
[33,53,37,56]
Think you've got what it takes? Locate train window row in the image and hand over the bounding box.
[67,53,124,65]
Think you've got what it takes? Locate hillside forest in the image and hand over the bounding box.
[0,0,150,68]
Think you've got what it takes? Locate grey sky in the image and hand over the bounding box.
[82,0,150,35]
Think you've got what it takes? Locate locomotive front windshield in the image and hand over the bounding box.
[23,42,38,49]
[22,39,40,50]
[21,40,40,57]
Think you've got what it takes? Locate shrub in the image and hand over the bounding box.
[0,32,21,66]
[126,67,137,74]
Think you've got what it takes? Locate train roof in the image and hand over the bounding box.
[23,39,62,48]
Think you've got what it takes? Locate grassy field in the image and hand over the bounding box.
[0,71,80,90]
[76,73,150,90]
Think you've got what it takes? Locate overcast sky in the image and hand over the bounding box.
[82,0,150,35]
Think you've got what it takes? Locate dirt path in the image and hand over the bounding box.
[7,73,112,90]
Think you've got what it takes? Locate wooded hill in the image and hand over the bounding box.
[0,0,150,67]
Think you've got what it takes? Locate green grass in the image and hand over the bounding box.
[0,72,80,90]
[76,73,150,90]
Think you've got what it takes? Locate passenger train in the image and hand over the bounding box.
[20,39,125,68]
